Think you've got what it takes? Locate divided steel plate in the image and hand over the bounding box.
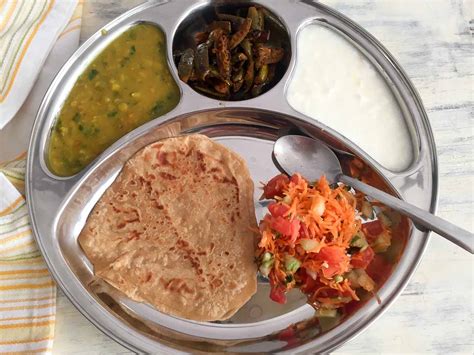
[26,0,438,353]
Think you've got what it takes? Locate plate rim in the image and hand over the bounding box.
[26,0,439,353]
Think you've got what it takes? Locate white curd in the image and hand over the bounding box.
[287,25,413,171]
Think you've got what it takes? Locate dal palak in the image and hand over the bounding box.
[48,23,180,177]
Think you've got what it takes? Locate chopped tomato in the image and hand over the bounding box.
[271,216,300,242]
[362,220,384,238]
[268,202,290,218]
[299,271,321,294]
[259,214,272,233]
[290,173,305,185]
[366,254,392,285]
[317,246,350,278]
[299,222,309,238]
[271,216,291,235]
[263,174,289,199]
[289,219,301,244]
[278,327,296,344]
[350,246,375,269]
[269,279,287,304]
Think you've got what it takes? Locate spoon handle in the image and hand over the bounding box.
[339,174,473,254]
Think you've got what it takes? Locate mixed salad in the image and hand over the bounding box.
[257,172,399,317]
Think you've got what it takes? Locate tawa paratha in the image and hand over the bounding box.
[78,134,257,321]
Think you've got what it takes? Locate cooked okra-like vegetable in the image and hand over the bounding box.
[174,5,285,100]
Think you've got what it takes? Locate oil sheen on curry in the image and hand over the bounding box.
[48,23,180,176]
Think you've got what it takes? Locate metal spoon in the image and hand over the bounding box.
[273,135,473,254]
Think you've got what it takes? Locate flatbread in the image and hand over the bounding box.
[78,134,257,321]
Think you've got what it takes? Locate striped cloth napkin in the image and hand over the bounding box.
[0,0,78,129]
[0,0,84,353]
[0,157,56,353]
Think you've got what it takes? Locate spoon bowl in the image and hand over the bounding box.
[273,135,473,253]
[273,135,343,183]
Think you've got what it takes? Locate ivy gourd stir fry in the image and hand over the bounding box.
[257,173,398,317]
[174,5,286,100]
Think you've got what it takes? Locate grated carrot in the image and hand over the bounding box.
[256,173,389,310]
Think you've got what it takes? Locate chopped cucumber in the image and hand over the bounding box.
[346,269,375,292]
[259,259,274,277]
[372,231,391,253]
[319,312,342,332]
[377,211,392,227]
[384,209,401,228]
[361,200,374,220]
[345,270,360,288]
[350,231,368,250]
[259,253,275,277]
[335,296,352,303]
[300,238,319,252]
[284,255,301,273]
[262,252,273,262]
[316,308,338,317]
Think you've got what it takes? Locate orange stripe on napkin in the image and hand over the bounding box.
[0,320,55,329]
[57,23,81,40]
[0,302,55,312]
[0,314,54,322]
[0,269,49,276]
[0,197,23,217]
[0,295,52,303]
[0,0,55,102]
[0,230,31,245]
[0,1,17,32]
[0,280,55,291]
[0,336,54,345]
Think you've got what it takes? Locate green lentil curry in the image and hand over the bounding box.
[48,23,180,176]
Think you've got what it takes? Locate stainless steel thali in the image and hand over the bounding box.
[26,0,438,353]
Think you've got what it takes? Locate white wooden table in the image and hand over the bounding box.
[52,1,473,353]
